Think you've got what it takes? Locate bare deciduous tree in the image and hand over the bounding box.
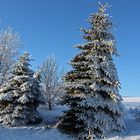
[0,27,21,87]
[39,55,63,110]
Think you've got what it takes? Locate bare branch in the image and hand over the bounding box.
[0,27,21,87]
[38,55,64,110]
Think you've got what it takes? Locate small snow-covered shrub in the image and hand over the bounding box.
[130,106,140,121]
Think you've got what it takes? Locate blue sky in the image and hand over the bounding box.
[0,0,139,96]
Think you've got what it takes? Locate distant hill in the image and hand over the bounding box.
[123,96,140,102]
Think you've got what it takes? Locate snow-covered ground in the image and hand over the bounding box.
[0,127,73,140]
[106,97,140,140]
[0,105,73,140]
[0,97,140,140]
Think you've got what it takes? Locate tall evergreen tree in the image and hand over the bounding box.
[0,52,43,126]
[59,3,125,139]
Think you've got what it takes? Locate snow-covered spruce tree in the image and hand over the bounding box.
[0,52,44,126]
[59,3,125,139]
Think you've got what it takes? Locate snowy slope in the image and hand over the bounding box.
[0,97,140,140]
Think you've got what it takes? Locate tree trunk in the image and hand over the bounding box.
[48,101,52,110]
